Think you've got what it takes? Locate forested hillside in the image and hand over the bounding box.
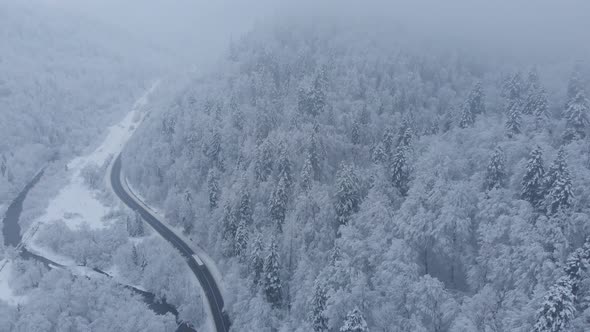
[125,19,590,331]
[0,1,164,204]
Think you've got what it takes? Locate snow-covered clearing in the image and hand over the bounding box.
[24,81,159,259]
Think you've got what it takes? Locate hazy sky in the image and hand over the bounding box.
[39,0,590,64]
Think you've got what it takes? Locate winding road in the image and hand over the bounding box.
[110,155,231,332]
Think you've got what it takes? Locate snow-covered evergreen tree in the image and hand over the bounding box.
[566,70,583,107]
[308,130,322,181]
[526,67,541,94]
[502,72,525,103]
[299,68,328,117]
[179,190,194,234]
[564,91,589,140]
[276,143,293,189]
[249,234,265,286]
[221,202,238,256]
[533,276,576,332]
[459,83,485,128]
[382,126,397,157]
[300,156,314,192]
[545,148,574,215]
[255,140,274,182]
[484,147,506,191]
[521,146,545,208]
[397,124,414,149]
[390,145,411,196]
[334,163,362,226]
[270,176,289,231]
[311,279,329,332]
[371,142,387,164]
[203,130,224,171]
[340,307,368,332]
[351,120,361,145]
[533,242,590,332]
[207,167,221,211]
[263,239,282,307]
[238,188,254,226]
[234,219,249,259]
[127,211,144,237]
[505,100,522,137]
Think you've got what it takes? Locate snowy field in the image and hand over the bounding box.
[24,81,160,264]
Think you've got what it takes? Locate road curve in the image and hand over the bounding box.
[110,155,231,332]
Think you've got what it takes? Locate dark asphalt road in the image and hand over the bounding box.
[111,155,230,332]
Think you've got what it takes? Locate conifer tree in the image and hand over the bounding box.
[351,120,361,145]
[564,91,589,140]
[298,68,328,117]
[300,156,313,191]
[502,72,525,103]
[221,202,238,255]
[234,219,249,259]
[263,239,283,307]
[459,83,485,128]
[204,131,224,171]
[484,147,506,191]
[308,131,321,181]
[397,125,414,148]
[270,176,289,232]
[526,68,541,94]
[459,105,475,129]
[566,70,583,107]
[127,211,144,237]
[276,143,293,189]
[179,190,194,234]
[382,126,396,157]
[334,163,362,226]
[238,189,254,226]
[1,155,6,177]
[533,277,576,332]
[534,89,549,129]
[545,148,574,215]
[390,146,411,196]
[505,101,522,137]
[533,242,590,332]
[250,234,264,286]
[207,167,221,211]
[468,82,486,115]
[340,307,368,332]
[255,141,274,182]
[371,142,387,164]
[311,279,329,332]
[521,146,545,207]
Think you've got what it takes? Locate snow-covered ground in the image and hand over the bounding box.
[23,81,160,263]
[0,260,27,306]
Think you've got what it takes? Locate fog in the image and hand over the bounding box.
[43,0,590,64]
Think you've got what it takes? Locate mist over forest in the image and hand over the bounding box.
[1,1,590,331]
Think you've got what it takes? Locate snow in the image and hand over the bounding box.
[123,180,216,332]
[26,241,76,266]
[24,81,160,259]
[125,179,228,298]
[0,260,27,306]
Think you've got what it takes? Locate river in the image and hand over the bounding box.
[1,169,196,331]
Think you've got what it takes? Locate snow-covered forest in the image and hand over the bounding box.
[124,17,590,331]
[2,1,590,331]
[0,1,165,205]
